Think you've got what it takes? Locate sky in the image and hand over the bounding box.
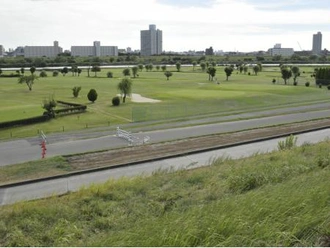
[1,0,329,53]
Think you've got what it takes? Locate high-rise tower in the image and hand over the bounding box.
[312,32,322,55]
[140,24,163,56]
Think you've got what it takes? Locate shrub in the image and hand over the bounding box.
[87,89,98,103]
[39,71,47,77]
[277,135,297,151]
[107,71,113,78]
[72,86,82,98]
[112,96,120,106]
[53,70,59,77]
[272,78,276,84]
[293,82,297,86]
[305,82,310,87]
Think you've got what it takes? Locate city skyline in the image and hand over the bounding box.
[1,0,329,53]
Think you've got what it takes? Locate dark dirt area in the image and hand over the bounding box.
[66,119,330,170]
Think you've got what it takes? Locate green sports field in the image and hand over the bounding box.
[0,65,329,139]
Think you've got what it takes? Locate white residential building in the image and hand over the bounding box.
[140,24,163,56]
[24,41,63,58]
[268,44,294,56]
[71,41,118,57]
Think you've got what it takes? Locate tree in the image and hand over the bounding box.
[30,66,36,75]
[291,66,300,84]
[148,63,153,72]
[39,70,48,77]
[87,89,98,103]
[224,67,233,81]
[253,65,260,75]
[161,65,167,72]
[61,67,69,76]
[0,69,2,76]
[176,62,181,72]
[156,65,160,71]
[91,65,101,77]
[72,86,82,98]
[18,74,38,91]
[243,66,248,74]
[122,68,131,77]
[138,64,144,71]
[107,71,113,78]
[207,67,216,81]
[42,96,57,118]
[281,67,292,85]
[20,68,25,74]
[192,61,197,71]
[132,66,139,78]
[118,78,132,103]
[77,68,82,76]
[200,62,206,71]
[164,71,173,80]
[239,65,244,74]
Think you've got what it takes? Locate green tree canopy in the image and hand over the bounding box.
[281,67,292,84]
[224,67,233,81]
[87,89,98,103]
[18,74,38,91]
[118,78,132,103]
[164,71,173,80]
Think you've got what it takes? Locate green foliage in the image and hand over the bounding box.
[132,66,138,78]
[272,78,276,84]
[30,66,36,74]
[138,64,144,71]
[305,82,310,87]
[281,66,292,84]
[17,74,38,91]
[61,67,69,76]
[122,68,131,77]
[164,71,173,80]
[253,65,260,75]
[224,66,233,80]
[91,65,101,77]
[42,96,57,117]
[315,67,330,80]
[87,89,98,103]
[72,86,82,98]
[52,70,59,77]
[207,67,216,81]
[106,71,113,78]
[117,78,132,103]
[291,66,300,83]
[277,134,297,151]
[161,65,167,72]
[39,70,48,77]
[175,62,181,72]
[112,96,120,106]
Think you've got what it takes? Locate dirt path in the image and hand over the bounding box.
[66,118,330,170]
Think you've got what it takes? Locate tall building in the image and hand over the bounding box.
[24,41,63,58]
[312,31,322,55]
[140,24,163,56]
[71,41,118,57]
[205,46,214,55]
[0,45,5,57]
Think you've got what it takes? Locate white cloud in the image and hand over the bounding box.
[0,0,329,52]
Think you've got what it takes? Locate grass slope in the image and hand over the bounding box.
[1,140,330,246]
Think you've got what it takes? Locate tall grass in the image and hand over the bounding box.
[1,140,330,246]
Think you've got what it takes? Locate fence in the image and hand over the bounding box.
[116,127,150,146]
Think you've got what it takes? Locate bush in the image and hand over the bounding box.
[39,71,47,77]
[87,89,98,103]
[327,85,330,90]
[72,86,82,98]
[277,135,297,151]
[272,79,276,84]
[305,82,310,87]
[293,82,297,86]
[53,70,59,77]
[112,96,120,106]
[107,71,113,78]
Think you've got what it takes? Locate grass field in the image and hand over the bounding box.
[0,65,329,139]
[0,140,330,246]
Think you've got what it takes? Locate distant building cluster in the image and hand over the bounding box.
[0,27,327,58]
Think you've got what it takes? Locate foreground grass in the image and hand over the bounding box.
[1,141,330,246]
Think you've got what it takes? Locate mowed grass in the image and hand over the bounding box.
[0,65,329,138]
[1,140,330,246]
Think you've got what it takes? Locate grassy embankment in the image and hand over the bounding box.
[0,65,329,139]
[0,140,330,246]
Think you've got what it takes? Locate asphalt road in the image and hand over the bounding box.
[1,108,330,166]
[1,128,330,206]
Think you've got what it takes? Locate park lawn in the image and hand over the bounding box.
[0,66,329,139]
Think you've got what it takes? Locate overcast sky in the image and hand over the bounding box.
[1,0,329,52]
